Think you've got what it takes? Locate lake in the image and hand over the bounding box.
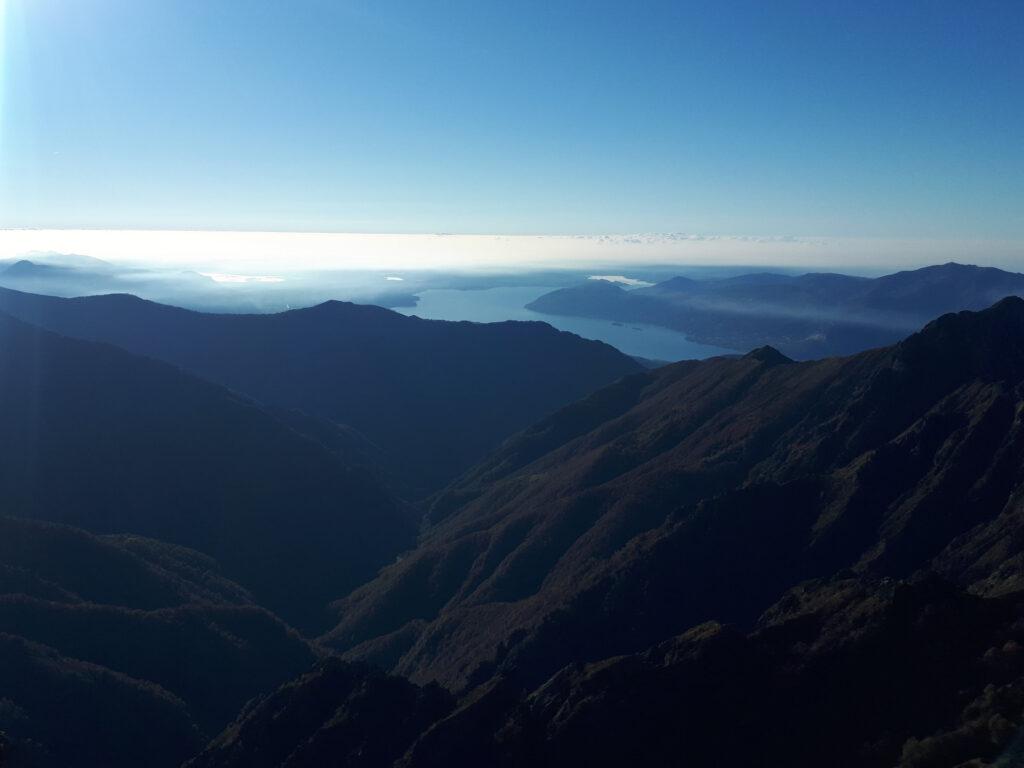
[396,286,733,361]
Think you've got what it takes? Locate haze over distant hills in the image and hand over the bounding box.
[0,253,420,314]
[527,262,1024,358]
[0,254,225,306]
[0,287,641,494]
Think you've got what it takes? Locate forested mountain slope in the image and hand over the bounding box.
[0,517,316,768]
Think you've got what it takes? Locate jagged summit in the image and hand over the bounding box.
[988,293,1024,311]
[904,293,1024,344]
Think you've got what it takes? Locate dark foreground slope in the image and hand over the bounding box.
[528,262,1024,358]
[190,298,1024,768]
[0,287,641,494]
[184,659,455,768]
[0,517,315,768]
[194,578,1024,768]
[396,578,1024,768]
[0,312,412,631]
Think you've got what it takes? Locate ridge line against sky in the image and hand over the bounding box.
[1,1,1022,244]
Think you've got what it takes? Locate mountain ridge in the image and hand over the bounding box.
[0,286,642,494]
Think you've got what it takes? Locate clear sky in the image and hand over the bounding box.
[1,0,1022,239]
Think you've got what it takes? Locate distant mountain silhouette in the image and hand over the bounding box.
[527,262,1024,358]
[0,257,131,295]
[190,298,1024,767]
[0,258,225,312]
[1,260,68,280]
[0,516,316,768]
[0,287,641,494]
[0,312,414,631]
[0,253,116,272]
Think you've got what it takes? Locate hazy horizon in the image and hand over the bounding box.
[3,229,1024,275]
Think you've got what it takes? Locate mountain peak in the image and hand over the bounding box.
[3,259,56,277]
[986,293,1024,312]
[743,345,793,366]
[896,295,1024,384]
[305,299,396,314]
[917,293,1024,336]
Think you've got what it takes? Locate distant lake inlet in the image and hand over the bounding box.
[396,286,732,362]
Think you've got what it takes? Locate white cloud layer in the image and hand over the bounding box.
[199,272,285,284]
[588,275,655,287]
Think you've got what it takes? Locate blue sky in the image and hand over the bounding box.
[1,0,1022,238]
